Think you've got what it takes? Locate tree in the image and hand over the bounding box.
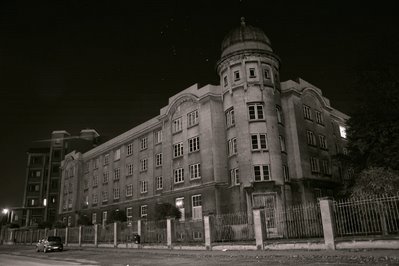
[108,209,127,223]
[77,214,92,226]
[154,203,181,221]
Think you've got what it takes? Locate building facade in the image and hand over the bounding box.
[59,20,348,227]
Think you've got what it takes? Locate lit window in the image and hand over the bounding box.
[234,70,240,81]
[249,67,256,78]
[187,110,199,127]
[279,135,286,152]
[126,184,133,197]
[315,111,324,125]
[175,197,185,221]
[174,168,184,183]
[114,168,120,180]
[339,125,347,139]
[310,157,320,173]
[140,180,148,193]
[172,117,182,133]
[140,158,148,172]
[154,130,163,144]
[156,176,163,190]
[283,165,289,182]
[140,136,148,150]
[306,131,317,146]
[251,134,268,150]
[188,136,200,153]
[230,168,239,185]
[155,153,162,167]
[127,143,133,156]
[140,205,148,218]
[189,163,201,180]
[225,108,235,127]
[319,135,328,150]
[276,105,283,124]
[248,103,264,120]
[114,148,121,161]
[126,163,133,176]
[303,105,312,120]
[192,194,202,220]
[173,142,184,158]
[228,138,237,156]
[104,154,109,165]
[254,165,270,181]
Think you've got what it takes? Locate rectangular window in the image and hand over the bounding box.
[188,136,200,153]
[254,165,270,181]
[276,105,283,124]
[192,194,202,220]
[114,168,120,180]
[127,143,133,156]
[279,135,286,152]
[249,67,256,78]
[92,213,97,224]
[92,174,98,187]
[102,191,108,202]
[174,168,184,184]
[155,153,163,167]
[173,142,184,158]
[102,211,107,224]
[321,160,331,175]
[140,205,148,218]
[126,207,133,222]
[140,180,148,193]
[104,154,109,165]
[339,125,347,139]
[248,103,264,120]
[319,135,328,149]
[103,170,109,184]
[126,163,133,176]
[156,176,163,190]
[225,108,235,127]
[223,75,228,87]
[140,158,148,171]
[315,111,324,125]
[230,168,239,185]
[251,134,268,150]
[172,117,182,133]
[264,68,271,79]
[114,148,121,161]
[154,130,163,144]
[84,162,89,173]
[140,136,148,150]
[92,194,98,204]
[189,163,201,180]
[187,110,199,127]
[228,138,237,156]
[83,177,89,190]
[113,185,120,200]
[283,165,289,182]
[310,157,320,173]
[234,70,240,81]
[303,105,312,120]
[306,131,317,146]
[126,184,133,197]
[93,158,98,169]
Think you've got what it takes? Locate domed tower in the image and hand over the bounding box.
[217,18,289,220]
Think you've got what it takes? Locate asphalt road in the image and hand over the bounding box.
[1,245,399,266]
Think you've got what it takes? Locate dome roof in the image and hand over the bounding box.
[221,18,272,58]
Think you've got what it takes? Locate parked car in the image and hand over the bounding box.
[36,236,63,253]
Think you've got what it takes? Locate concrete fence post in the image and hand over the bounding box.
[53,228,57,236]
[44,228,48,238]
[113,222,118,248]
[203,215,212,250]
[166,217,174,249]
[78,226,82,247]
[137,219,141,236]
[65,227,69,246]
[253,208,264,250]
[30,230,33,245]
[319,198,336,250]
[94,224,98,247]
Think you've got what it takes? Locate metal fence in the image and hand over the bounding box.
[82,226,95,243]
[98,224,113,244]
[174,218,204,244]
[68,227,79,243]
[210,212,255,242]
[141,220,167,244]
[265,202,324,239]
[118,221,138,244]
[334,194,399,237]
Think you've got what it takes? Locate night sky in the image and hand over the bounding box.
[1,1,398,209]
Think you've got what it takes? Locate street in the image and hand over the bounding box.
[0,245,399,266]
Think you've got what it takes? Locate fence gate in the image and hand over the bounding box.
[253,193,278,236]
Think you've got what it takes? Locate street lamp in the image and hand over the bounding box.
[2,209,8,215]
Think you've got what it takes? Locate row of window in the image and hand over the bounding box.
[172,110,199,133]
[229,164,290,185]
[223,66,276,87]
[225,104,283,128]
[173,136,200,158]
[228,135,286,156]
[310,157,331,175]
[303,105,324,125]
[306,131,328,149]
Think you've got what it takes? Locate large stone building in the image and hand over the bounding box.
[58,19,348,227]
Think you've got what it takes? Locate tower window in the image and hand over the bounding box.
[234,70,240,81]
[223,76,228,87]
[264,69,271,79]
[254,165,270,181]
[248,103,264,120]
[249,68,256,78]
